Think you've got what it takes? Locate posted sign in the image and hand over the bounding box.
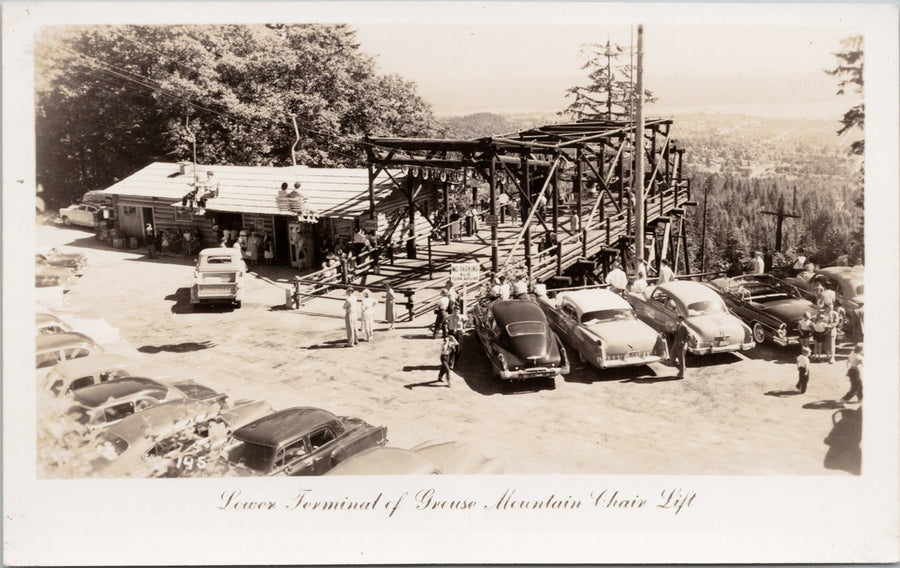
[451,262,480,284]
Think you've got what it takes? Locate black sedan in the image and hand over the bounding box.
[471,298,570,380]
[709,274,817,346]
[224,407,387,476]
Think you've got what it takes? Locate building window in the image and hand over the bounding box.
[122,206,137,216]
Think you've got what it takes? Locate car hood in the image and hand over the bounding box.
[687,313,746,341]
[586,320,659,354]
[759,299,815,323]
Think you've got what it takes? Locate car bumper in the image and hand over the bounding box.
[598,354,664,368]
[498,364,569,380]
[771,335,799,347]
[688,341,755,355]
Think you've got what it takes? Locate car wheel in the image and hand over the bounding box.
[62,216,71,226]
[751,322,766,344]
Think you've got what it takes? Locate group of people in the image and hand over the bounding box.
[604,258,677,298]
[432,282,469,387]
[144,224,201,258]
[221,229,273,267]
[342,285,397,347]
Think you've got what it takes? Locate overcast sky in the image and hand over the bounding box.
[354,24,860,119]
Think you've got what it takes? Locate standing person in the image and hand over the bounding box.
[605,264,628,296]
[437,334,459,387]
[763,247,773,272]
[658,259,675,285]
[433,290,450,339]
[361,289,376,342]
[384,284,396,330]
[824,305,840,364]
[446,306,468,347]
[796,347,812,394]
[812,312,828,361]
[513,274,528,298]
[144,223,157,259]
[263,235,274,265]
[343,289,359,347]
[671,316,689,379]
[247,232,260,267]
[753,251,765,275]
[160,230,170,256]
[339,252,350,285]
[444,281,459,311]
[498,276,511,301]
[797,311,813,352]
[841,344,863,402]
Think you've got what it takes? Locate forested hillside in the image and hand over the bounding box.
[677,113,863,271]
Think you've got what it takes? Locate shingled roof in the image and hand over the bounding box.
[100,162,401,219]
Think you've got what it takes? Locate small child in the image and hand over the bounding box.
[796,346,811,394]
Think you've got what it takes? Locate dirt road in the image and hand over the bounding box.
[36,221,861,475]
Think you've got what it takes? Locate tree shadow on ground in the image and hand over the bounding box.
[764,389,801,398]
[138,340,215,354]
[402,334,436,340]
[823,406,861,475]
[452,334,556,395]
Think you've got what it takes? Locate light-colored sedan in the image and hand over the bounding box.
[58,202,100,228]
[540,289,668,369]
[627,281,755,355]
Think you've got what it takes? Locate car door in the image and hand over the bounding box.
[307,428,338,475]
[272,438,316,476]
[644,288,679,333]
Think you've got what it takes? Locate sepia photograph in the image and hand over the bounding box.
[4,1,899,565]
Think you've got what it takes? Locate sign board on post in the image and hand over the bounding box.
[484,214,498,227]
[362,219,378,232]
[450,262,480,285]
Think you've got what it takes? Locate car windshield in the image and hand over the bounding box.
[204,256,235,265]
[227,442,275,472]
[94,431,129,459]
[580,309,635,324]
[505,321,545,337]
[686,300,727,317]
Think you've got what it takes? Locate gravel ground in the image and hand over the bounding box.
[37,221,861,475]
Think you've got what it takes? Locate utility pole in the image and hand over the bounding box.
[633,24,645,269]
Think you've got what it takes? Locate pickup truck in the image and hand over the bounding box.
[190,248,246,308]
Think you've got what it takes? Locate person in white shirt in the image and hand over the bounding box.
[343,289,359,347]
[605,265,628,296]
[796,347,811,393]
[513,276,528,298]
[433,290,450,339]
[658,259,675,284]
[841,344,863,402]
[498,276,511,300]
[753,251,765,275]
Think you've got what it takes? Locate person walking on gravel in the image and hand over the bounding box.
[361,289,376,342]
[437,335,459,387]
[841,344,863,402]
[672,316,689,379]
[796,347,811,394]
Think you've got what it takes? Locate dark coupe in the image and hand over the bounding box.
[709,274,817,346]
[472,298,570,380]
[225,407,388,476]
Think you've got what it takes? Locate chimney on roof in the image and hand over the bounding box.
[178,161,191,176]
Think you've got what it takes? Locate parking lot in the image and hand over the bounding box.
[37,220,861,475]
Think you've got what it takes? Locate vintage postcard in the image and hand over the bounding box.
[3,1,898,565]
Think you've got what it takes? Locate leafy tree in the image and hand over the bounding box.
[35,24,439,209]
[561,40,657,121]
[826,35,864,158]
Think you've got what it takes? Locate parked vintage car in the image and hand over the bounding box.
[58,202,100,228]
[36,332,103,381]
[785,266,864,340]
[66,377,228,429]
[471,298,570,380]
[42,353,171,395]
[627,281,755,355]
[36,249,87,276]
[35,264,76,289]
[224,407,388,476]
[90,398,273,478]
[708,274,817,346]
[191,248,246,307]
[539,289,668,369]
[325,441,504,476]
[36,312,72,335]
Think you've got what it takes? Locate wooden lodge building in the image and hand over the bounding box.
[98,162,439,268]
